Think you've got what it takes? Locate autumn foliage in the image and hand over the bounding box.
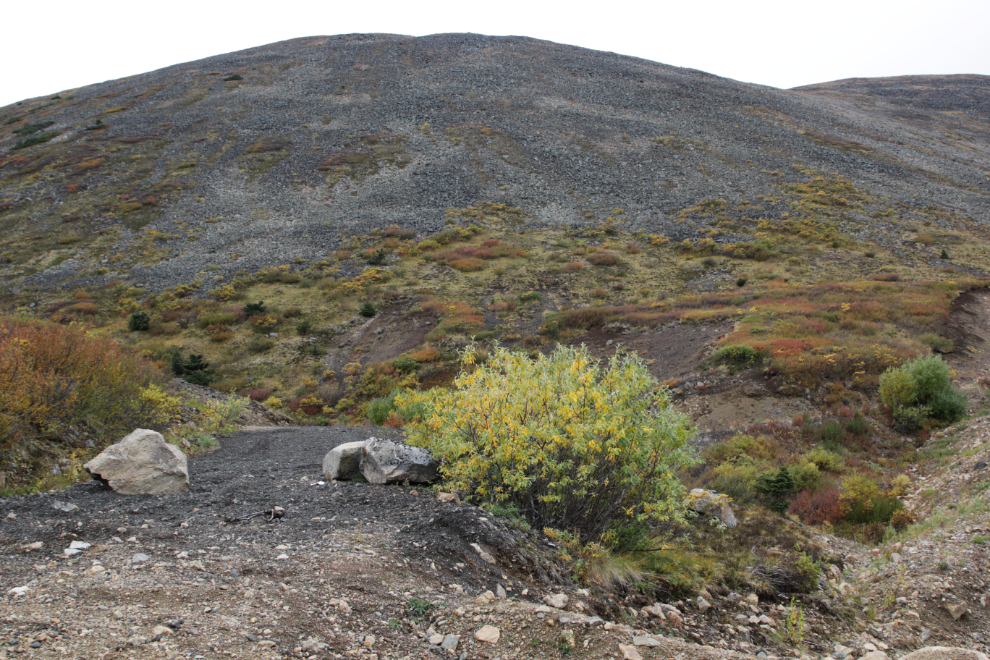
[0,318,169,487]
[399,344,698,545]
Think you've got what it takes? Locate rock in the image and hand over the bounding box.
[359,437,439,484]
[632,635,661,646]
[20,541,42,552]
[900,648,989,660]
[52,500,79,512]
[642,604,666,619]
[428,633,444,645]
[475,590,495,605]
[7,586,28,596]
[69,540,91,550]
[132,553,150,563]
[151,625,173,637]
[860,652,888,660]
[322,441,366,480]
[560,630,576,651]
[696,596,712,613]
[440,634,459,651]
[469,542,496,565]
[437,492,460,503]
[687,488,738,527]
[619,644,643,660]
[746,593,759,606]
[474,625,500,643]
[84,429,189,495]
[301,638,328,652]
[838,582,856,596]
[944,601,968,620]
[544,593,569,609]
[496,584,507,599]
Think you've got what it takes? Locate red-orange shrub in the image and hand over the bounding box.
[788,487,846,525]
[0,319,167,487]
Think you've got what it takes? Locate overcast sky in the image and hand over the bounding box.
[3,0,988,108]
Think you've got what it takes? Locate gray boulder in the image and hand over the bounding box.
[359,437,439,484]
[322,441,366,480]
[687,488,738,528]
[84,429,189,495]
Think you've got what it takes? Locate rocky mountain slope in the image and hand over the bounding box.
[0,34,987,292]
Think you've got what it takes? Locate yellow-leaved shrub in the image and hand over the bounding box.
[398,344,698,546]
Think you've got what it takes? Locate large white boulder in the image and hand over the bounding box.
[84,429,189,495]
[359,437,439,484]
[322,441,366,480]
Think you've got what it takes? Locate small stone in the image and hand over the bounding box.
[470,543,496,565]
[437,492,459,503]
[619,644,643,660]
[474,625,500,643]
[633,635,661,646]
[697,596,712,613]
[152,625,173,637]
[20,541,43,552]
[838,582,855,597]
[496,584,507,599]
[363,634,376,648]
[429,634,444,645]
[440,634,459,651]
[944,601,968,620]
[475,591,495,605]
[131,553,150,563]
[746,593,759,606]
[544,593,569,609]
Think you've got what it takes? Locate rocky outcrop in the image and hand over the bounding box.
[84,429,189,495]
[686,488,738,528]
[359,437,439,485]
[322,441,367,480]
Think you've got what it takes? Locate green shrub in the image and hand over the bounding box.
[223,74,243,81]
[880,355,966,430]
[296,319,312,335]
[816,420,845,448]
[368,391,399,425]
[392,355,419,374]
[712,344,763,370]
[12,121,54,135]
[197,312,237,329]
[519,291,542,303]
[247,337,275,353]
[127,311,150,332]
[804,445,844,472]
[789,461,822,492]
[13,131,60,149]
[399,344,698,545]
[359,302,377,318]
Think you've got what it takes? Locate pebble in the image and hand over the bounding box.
[474,625,500,643]
[131,553,150,563]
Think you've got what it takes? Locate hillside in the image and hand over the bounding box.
[0,34,988,292]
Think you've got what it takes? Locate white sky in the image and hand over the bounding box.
[3,0,989,108]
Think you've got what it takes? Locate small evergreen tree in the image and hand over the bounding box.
[127,312,150,332]
[244,301,267,316]
[359,302,377,318]
[755,466,796,512]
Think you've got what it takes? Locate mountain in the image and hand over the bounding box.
[1,34,987,292]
